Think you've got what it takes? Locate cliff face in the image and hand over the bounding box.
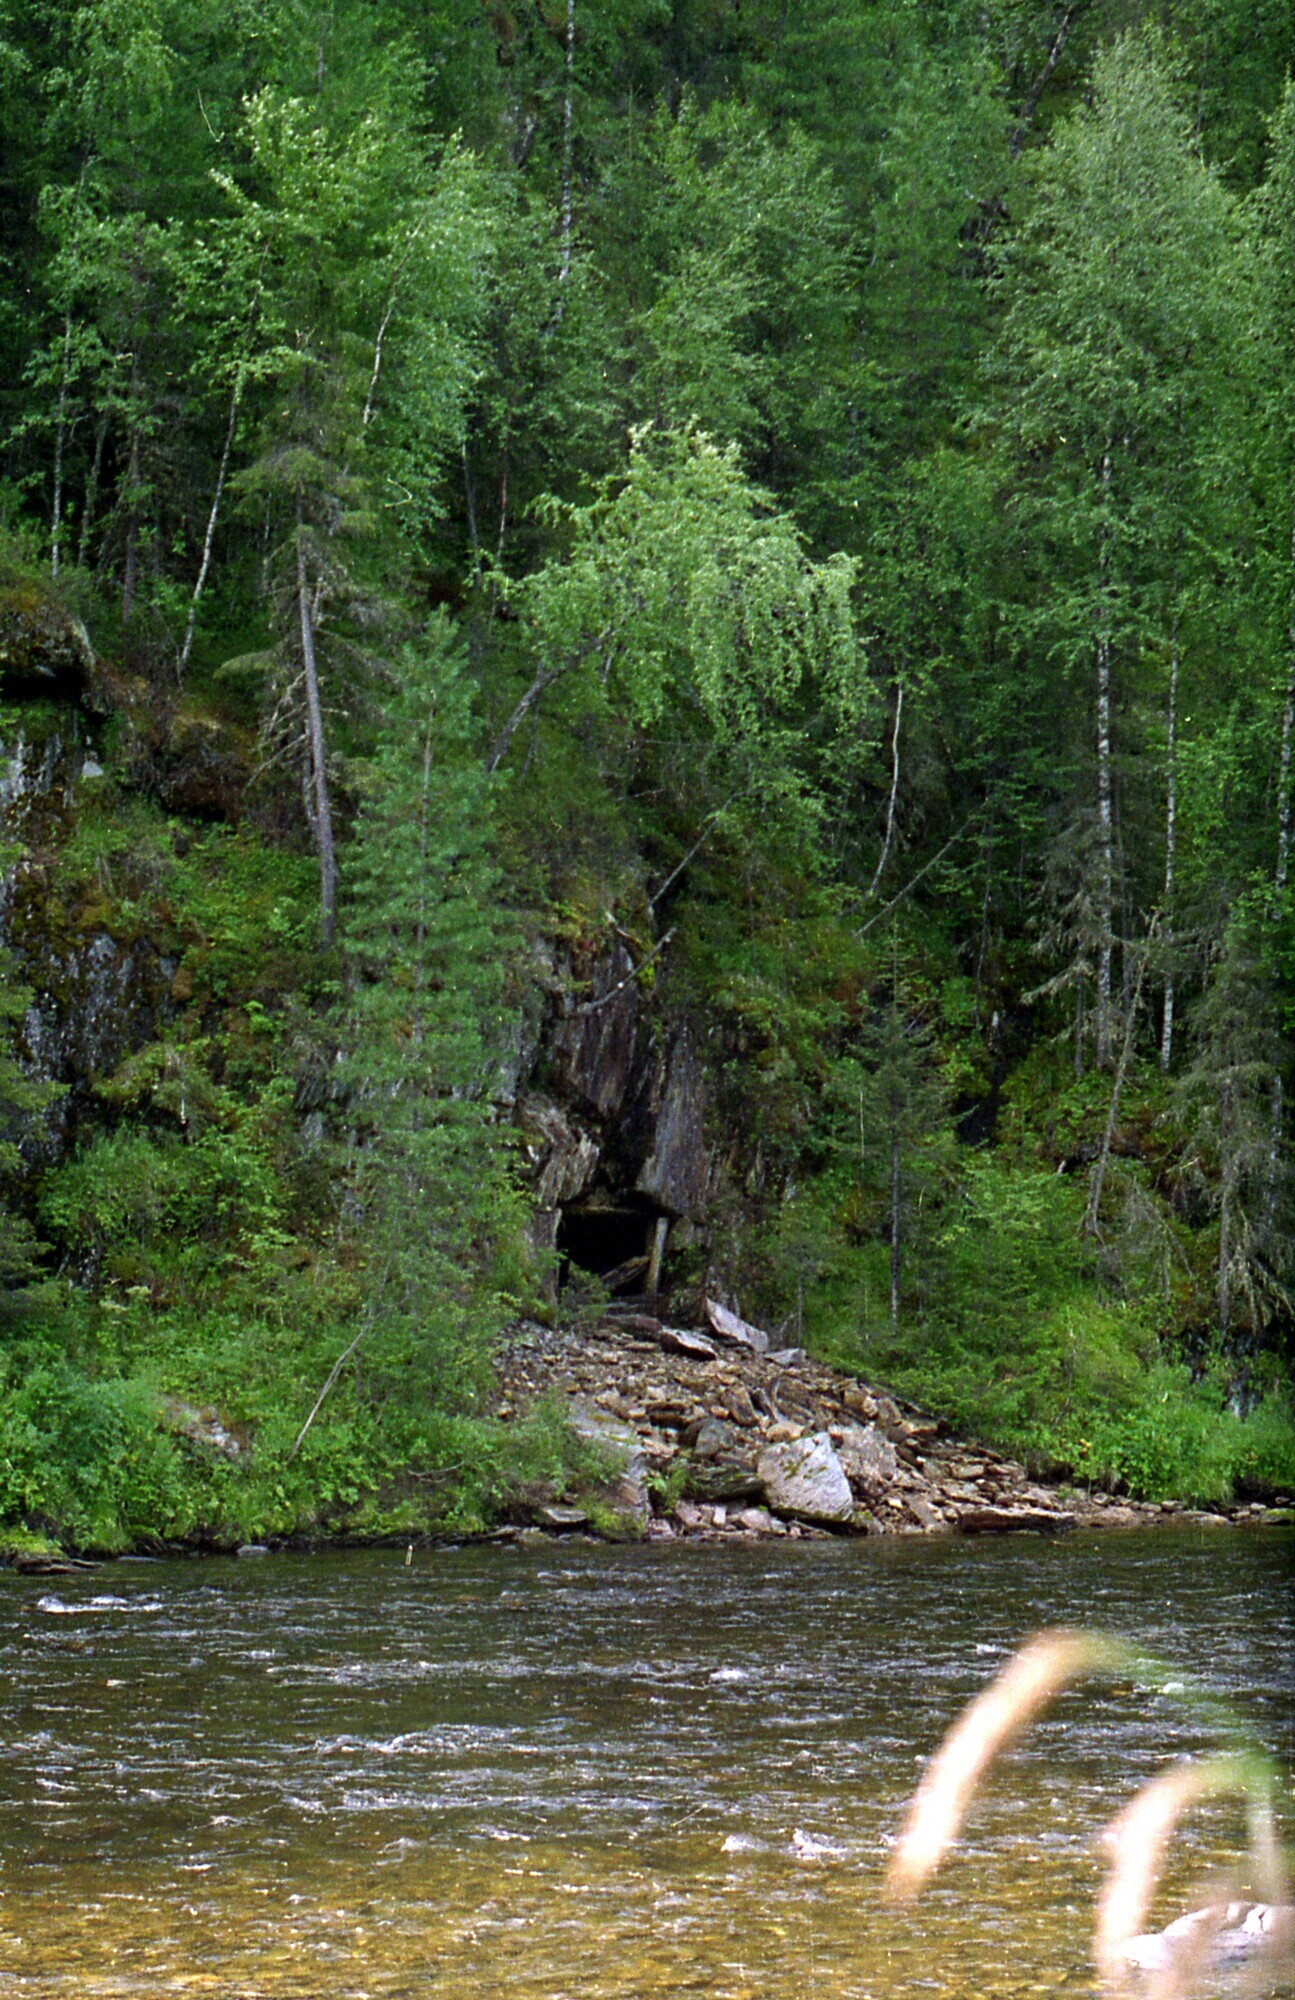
[0,591,722,1305]
[514,938,712,1301]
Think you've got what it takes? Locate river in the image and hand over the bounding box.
[3,1526,1291,1998]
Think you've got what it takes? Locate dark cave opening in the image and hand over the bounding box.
[556,1201,666,1296]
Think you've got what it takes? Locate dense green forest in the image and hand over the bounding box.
[1,0,1293,1551]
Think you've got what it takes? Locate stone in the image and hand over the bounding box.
[767,1347,808,1366]
[565,1395,650,1531]
[904,1493,949,1533]
[684,1460,765,1504]
[735,1506,780,1534]
[0,572,95,692]
[517,1096,600,1209]
[721,1383,759,1427]
[705,1299,769,1355]
[687,1415,743,1458]
[536,1504,589,1529]
[953,1505,1075,1536]
[673,1500,705,1529]
[757,1433,855,1526]
[551,942,640,1119]
[657,1325,718,1361]
[834,1422,898,1491]
[160,1397,242,1458]
[636,1030,710,1219]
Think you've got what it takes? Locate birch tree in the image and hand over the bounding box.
[980,32,1241,1067]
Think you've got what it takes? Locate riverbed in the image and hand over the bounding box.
[3,1526,1291,1998]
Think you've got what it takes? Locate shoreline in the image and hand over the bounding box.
[5,1302,1291,1572]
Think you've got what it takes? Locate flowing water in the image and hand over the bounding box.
[2,1527,1291,1999]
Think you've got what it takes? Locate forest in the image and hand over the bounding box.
[0,0,1293,1553]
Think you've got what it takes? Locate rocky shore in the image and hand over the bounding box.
[494,1302,1295,1542]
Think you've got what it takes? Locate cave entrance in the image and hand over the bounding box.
[557,1201,669,1298]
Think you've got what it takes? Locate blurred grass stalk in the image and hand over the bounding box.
[883,1627,1293,1998]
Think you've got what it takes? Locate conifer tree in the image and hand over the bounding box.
[333,619,521,1408]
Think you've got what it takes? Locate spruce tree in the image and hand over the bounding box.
[332,619,521,1411]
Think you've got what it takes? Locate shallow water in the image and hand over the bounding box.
[2,1526,1291,1998]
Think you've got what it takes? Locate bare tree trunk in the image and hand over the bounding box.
[296,507,337,945]
[495,452,509,568]
[463,443,481,569]
[1275,513,1295,898]
[1262,511,1295,1226]
[78,411,109,570]
[120,349,142,623]
[560,0,575,282]
[178,381,239,682]
[1218,1089,1233,1338]
[1010,2,1083,155]
[51,317,74,578]
[889,1110,901,1333]
[867,680,904,900]
[1160,615,1179,1071]
[1095,448,1115,1068]
[362,222,424,433]
[1086,914,1157,1236]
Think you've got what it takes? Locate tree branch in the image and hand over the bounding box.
[575,928,676,1015]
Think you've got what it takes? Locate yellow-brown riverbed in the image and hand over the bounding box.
[3,1529,1291,1997]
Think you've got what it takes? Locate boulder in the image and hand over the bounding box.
[0,571,95,694]
[160,1397,242,1458]
[758,1433,855,1526]
[685,1460,765,1504]
[517,1096,600,1209]
[953,1504,1075,1536]
[735,1506,784,1535]
[705,1299,769,1356]
[565,1395,651,1532]
[685,1415,745,1458]
[904,1493,950,1533]
[834,1422,898,1492]
[657,1324,718,1362]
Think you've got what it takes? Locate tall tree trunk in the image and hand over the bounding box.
[120,349,142,623]
[889,1106,901,1334]
[1263,510,1295,1225]
[1087,913,1157,1235]
[1275,511,1295,897]
[1218,1087,1233,1338]
[1160,613,1179,1071]
[1095,448,1116,1068]
[78,410,108,570]
[296,506,337,944]
[178,379,239,682]
[560,0,575,283]
[50,317,74,579]
[867,680,904,900]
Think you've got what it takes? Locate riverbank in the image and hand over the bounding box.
[4,1297,1292,1571]
[487,1302,1295,1544]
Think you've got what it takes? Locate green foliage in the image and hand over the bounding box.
[334,618,526,1409]
[1,0,1293,1549]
